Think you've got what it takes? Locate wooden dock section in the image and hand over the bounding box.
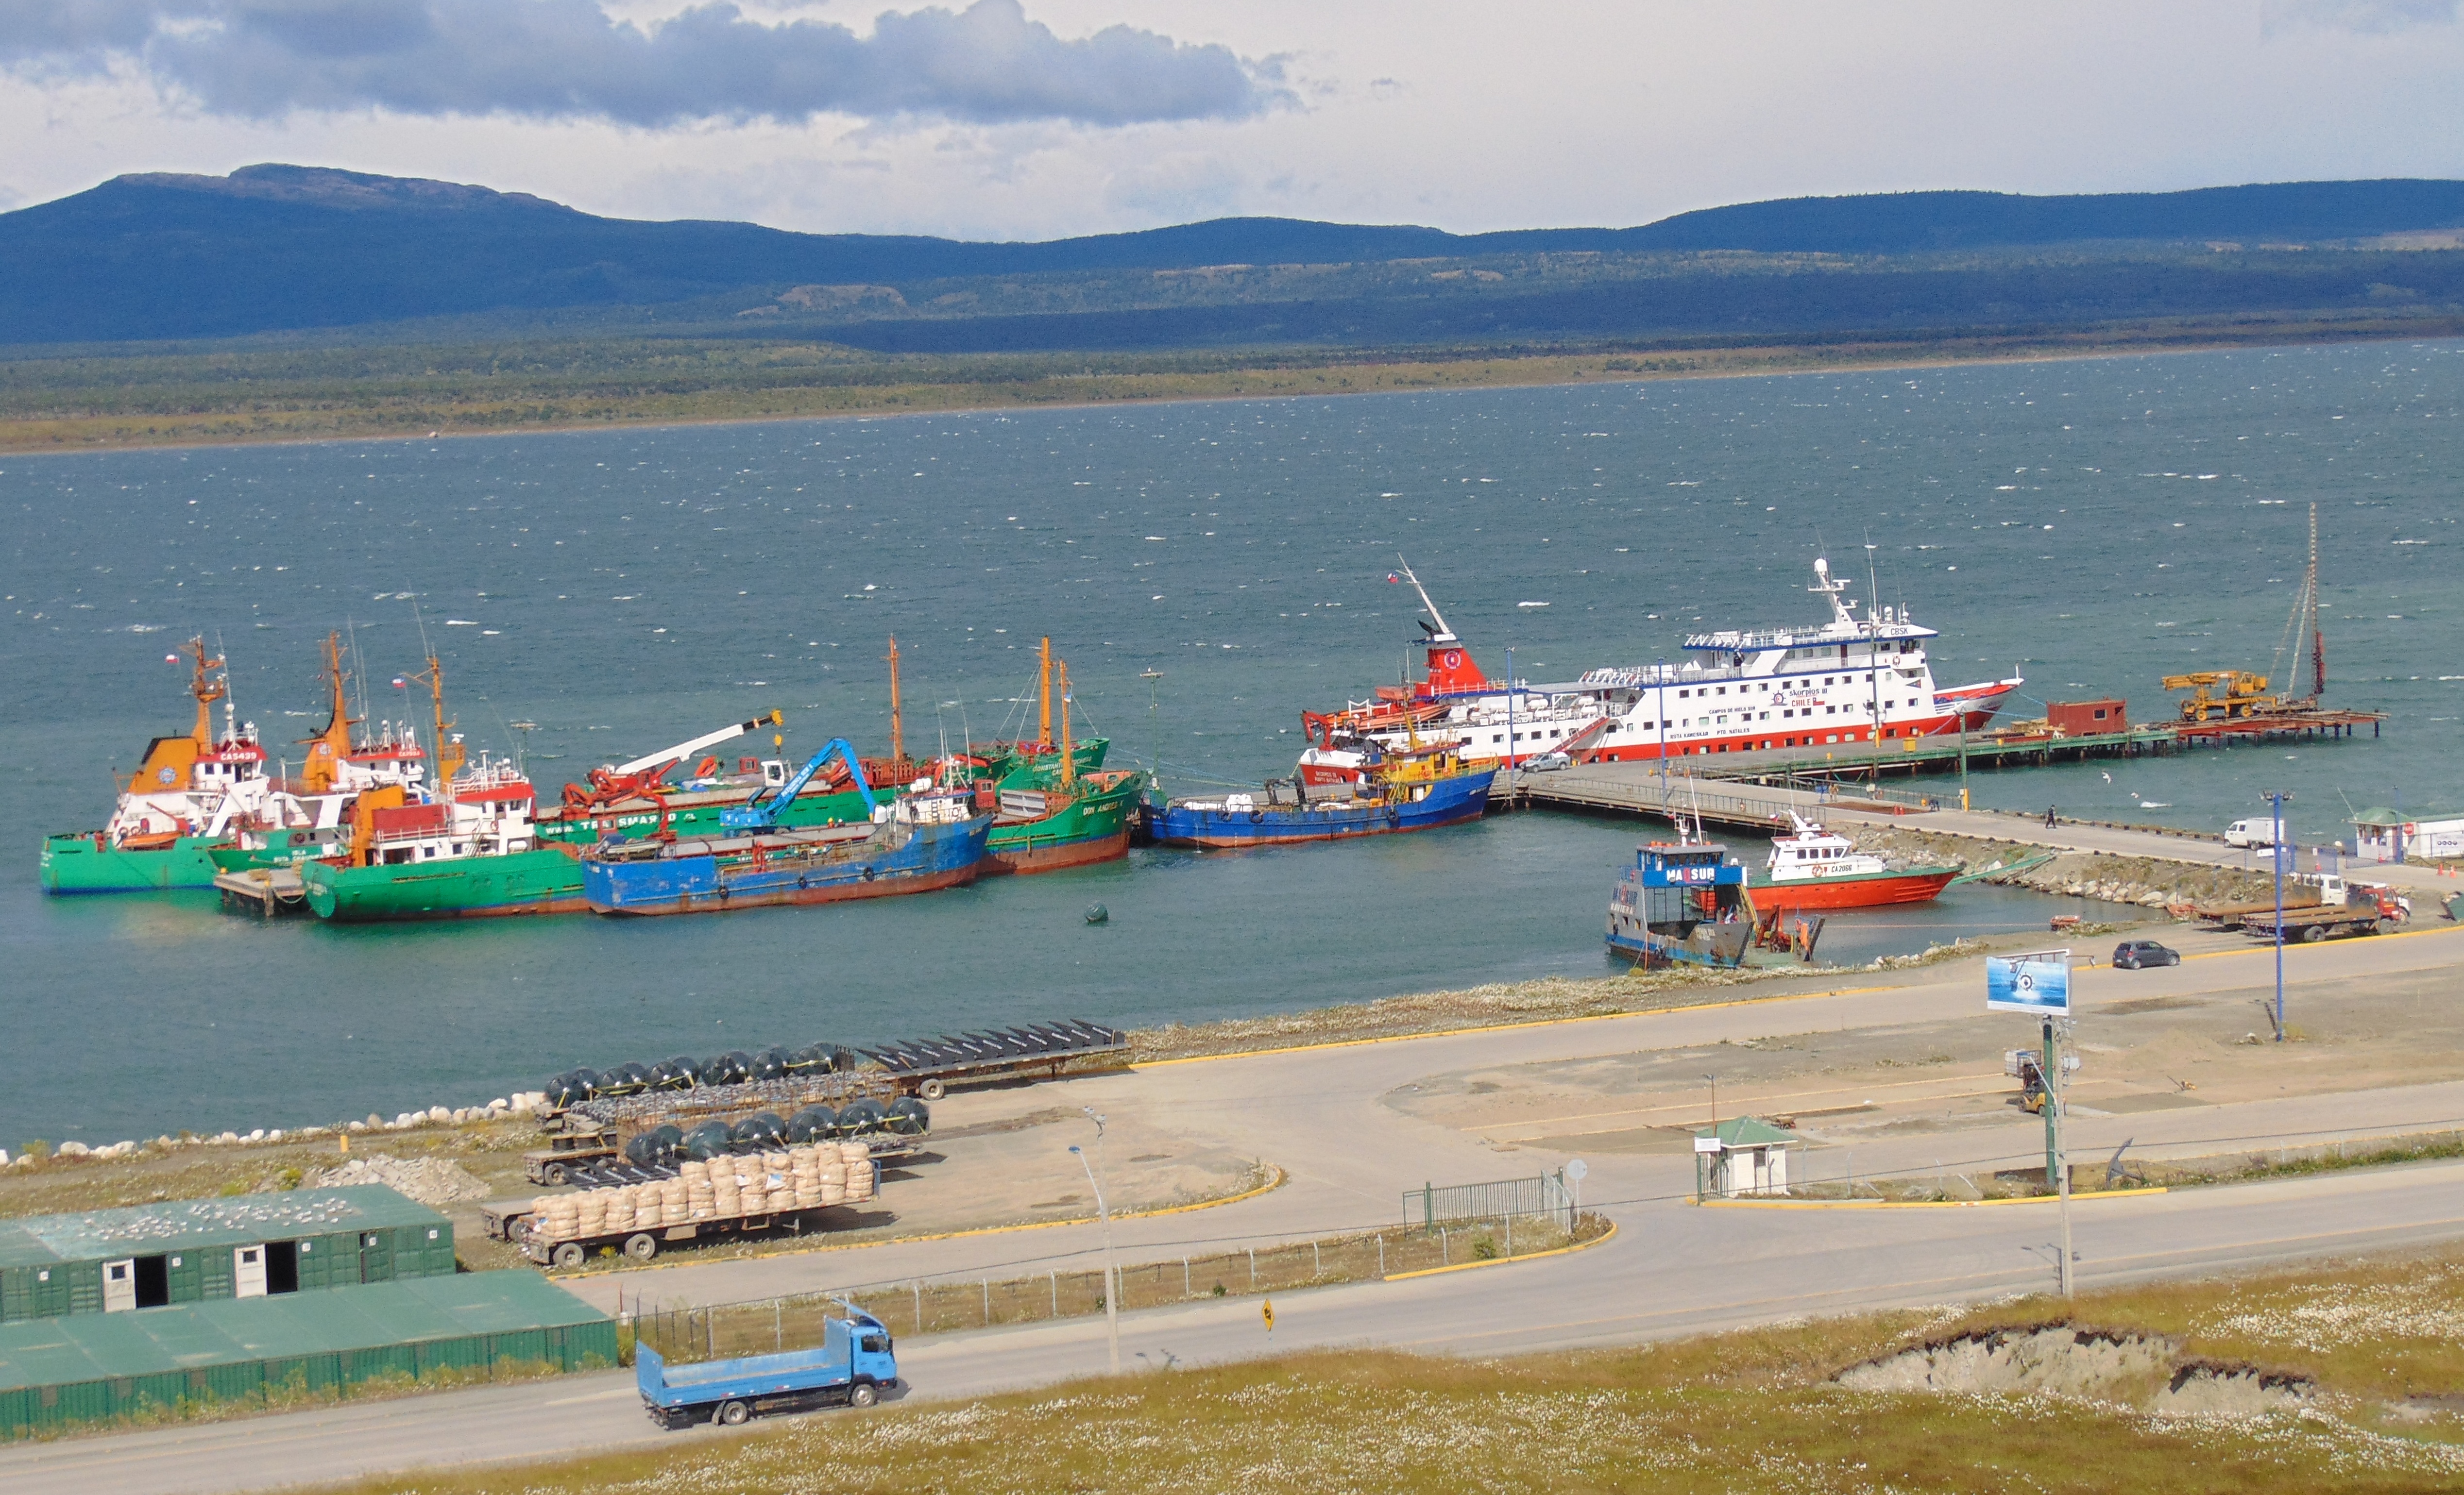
[214,865,310,917]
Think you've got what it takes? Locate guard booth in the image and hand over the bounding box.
[0,1186,453,1325]
[1694,1117,1796,1199]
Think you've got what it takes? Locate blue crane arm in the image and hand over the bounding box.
[719,738,875,831]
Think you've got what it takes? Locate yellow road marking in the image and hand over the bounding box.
[1382,1221,1619,1282]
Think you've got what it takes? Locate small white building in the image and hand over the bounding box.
[2349,807,2464,864]
[1694,1117,1796,1199]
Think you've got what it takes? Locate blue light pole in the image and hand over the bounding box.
[1506,646,1516,773]
[2268,790,2291,1042]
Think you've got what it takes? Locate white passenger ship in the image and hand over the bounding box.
[1298,559,2021,782]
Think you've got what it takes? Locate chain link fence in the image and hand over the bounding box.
[632,1213,1609,1362]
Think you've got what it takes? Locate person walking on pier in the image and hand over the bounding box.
[2045,806,2057,829]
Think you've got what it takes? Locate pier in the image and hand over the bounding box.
[213,865,310,917]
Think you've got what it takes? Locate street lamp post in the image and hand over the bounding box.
[2268,791,2292,1042]
[1656,659,1668,793]
[1506,647,1516,775]
[1070,1109,1120,1375]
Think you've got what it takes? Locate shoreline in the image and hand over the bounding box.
[6,315,2458,457]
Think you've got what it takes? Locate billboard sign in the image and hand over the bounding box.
[1987,950,2072,1017]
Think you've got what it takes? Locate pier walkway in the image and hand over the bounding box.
[1505,762,2453,901]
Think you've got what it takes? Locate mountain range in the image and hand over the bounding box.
[6,166,2464,346]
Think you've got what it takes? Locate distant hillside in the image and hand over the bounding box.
[5,165,2464,345]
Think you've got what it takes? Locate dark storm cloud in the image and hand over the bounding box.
[0,0,1278,127]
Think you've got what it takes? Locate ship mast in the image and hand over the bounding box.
[183,637,227,747]
[1057,655,1077,785]
[409,651,463,786]
[299,632,359,793]
[1038,636,1054,748]
[886,635,905,769]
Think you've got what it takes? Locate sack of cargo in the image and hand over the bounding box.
[796,1187,823,1208]
[818,1179,845,1206]
[845,1165,874,1203]
[838,1141,869,1169]
[765,1150,791,1171]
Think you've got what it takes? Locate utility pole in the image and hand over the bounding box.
[2268,790,2292,1041]
[1506,646,1516,776]
[1071,1110,1119,1375]
[1957,715,1971,812]
[2052,1019,2073,1299]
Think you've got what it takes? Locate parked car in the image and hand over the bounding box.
[1525,751,1573,772]
[2112,939,2180,969]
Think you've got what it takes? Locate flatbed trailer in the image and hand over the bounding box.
[2242,904,2394,942]
[862,1018,1129,1100]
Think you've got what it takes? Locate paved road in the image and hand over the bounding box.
[563,922,2464,1312]
[10,1159,2461,1495]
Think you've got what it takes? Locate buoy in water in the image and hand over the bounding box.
[1084,903,1109,925]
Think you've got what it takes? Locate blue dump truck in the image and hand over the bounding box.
[635,1310,899,1428]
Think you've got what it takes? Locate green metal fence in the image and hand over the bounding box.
[1403,1172,1574,1232]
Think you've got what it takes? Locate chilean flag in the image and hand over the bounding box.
[1387,573,1401,584]
[391,676,409,689]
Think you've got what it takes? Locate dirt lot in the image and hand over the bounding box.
[1383,937,2464,1164]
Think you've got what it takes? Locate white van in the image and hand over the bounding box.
[2224,817,2282,848]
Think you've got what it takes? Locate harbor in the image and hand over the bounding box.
[4,351,2454,1151]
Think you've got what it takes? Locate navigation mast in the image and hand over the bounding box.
[1038,636,1054,748]
[886,635,905,769]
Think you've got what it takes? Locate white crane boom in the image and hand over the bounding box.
[611,712,782,776]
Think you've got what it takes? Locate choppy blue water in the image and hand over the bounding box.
[4,340,2457,1145]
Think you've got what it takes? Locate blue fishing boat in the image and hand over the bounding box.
[1150,743,1495,849]
[582,789,992,916]
[1606,839,1754,968]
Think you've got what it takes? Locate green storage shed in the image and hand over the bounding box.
[0,1270,616,1438]
[0,1185,455,1325]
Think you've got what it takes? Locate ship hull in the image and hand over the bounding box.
[983,773,1144,874]
[302,847,588,921]
[1606,921,1751,969]
[41,833,230,893]
[583,817,991,916]
[1747,866,1959,911]
[1153,770,1493,850]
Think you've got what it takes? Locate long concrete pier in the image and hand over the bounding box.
[1503,761,2453,901]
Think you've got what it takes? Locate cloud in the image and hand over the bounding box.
[2263,0,2462,33]
[0,0,1279,127]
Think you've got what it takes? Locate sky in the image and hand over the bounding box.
[5,0,2464,240]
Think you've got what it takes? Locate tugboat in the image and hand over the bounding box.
[1150,740,1495,849]
[298,753,584,921]
[1606,836,1754,968]
[1749,814,1960,910]
[580,742,993,915]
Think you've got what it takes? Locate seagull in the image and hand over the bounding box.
[2101,771,2112,784]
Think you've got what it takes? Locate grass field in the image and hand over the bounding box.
[6,308,2461,454]
[322,1247,2464,1494]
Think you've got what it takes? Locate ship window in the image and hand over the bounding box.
[1716,687,1726,695]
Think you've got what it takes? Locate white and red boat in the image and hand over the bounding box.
[1750,814,1958,910]
[1298,558,2021,783]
